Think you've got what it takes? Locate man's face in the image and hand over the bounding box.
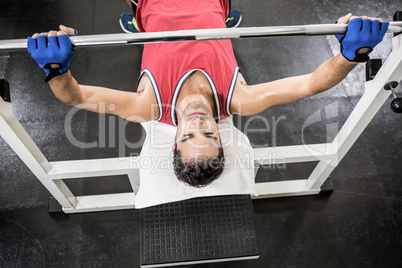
[175,101,221,161]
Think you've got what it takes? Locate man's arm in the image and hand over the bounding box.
[28,26,157,122]
[48,70,157,122]
[231,54,357,116]
[231,14,388,116]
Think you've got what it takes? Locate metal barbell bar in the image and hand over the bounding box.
[0,22,401,52]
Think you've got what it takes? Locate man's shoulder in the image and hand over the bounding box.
[230,73,249,115]
[137,72,150,93]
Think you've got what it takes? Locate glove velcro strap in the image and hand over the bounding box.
[43,63,67,82]
[352,50,371,63]
[340,43,373,63]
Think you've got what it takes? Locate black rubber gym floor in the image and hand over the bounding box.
[0,0,401,267]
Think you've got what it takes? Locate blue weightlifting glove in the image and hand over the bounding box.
[27,29,77,82]
[336,18,389,62]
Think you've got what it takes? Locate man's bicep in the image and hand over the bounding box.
[231,74,313,116]
[78,85,152,122]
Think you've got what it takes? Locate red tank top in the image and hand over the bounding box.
[137,0,239,126]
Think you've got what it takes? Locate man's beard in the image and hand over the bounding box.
[182,101,211,118]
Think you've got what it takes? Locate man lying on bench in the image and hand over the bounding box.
[27,0,388,187]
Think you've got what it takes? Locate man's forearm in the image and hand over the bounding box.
[309,54,358,95]
[48,71,83,106]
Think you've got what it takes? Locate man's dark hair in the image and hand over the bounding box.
[173,144,225,187]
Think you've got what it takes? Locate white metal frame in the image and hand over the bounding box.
[1,34,401,214]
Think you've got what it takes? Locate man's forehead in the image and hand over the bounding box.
[180,147,220,160]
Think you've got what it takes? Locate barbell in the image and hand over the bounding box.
[0,22,401,52]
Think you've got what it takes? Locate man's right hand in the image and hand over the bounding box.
[27,25,77,82]
[335,14,389,63]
